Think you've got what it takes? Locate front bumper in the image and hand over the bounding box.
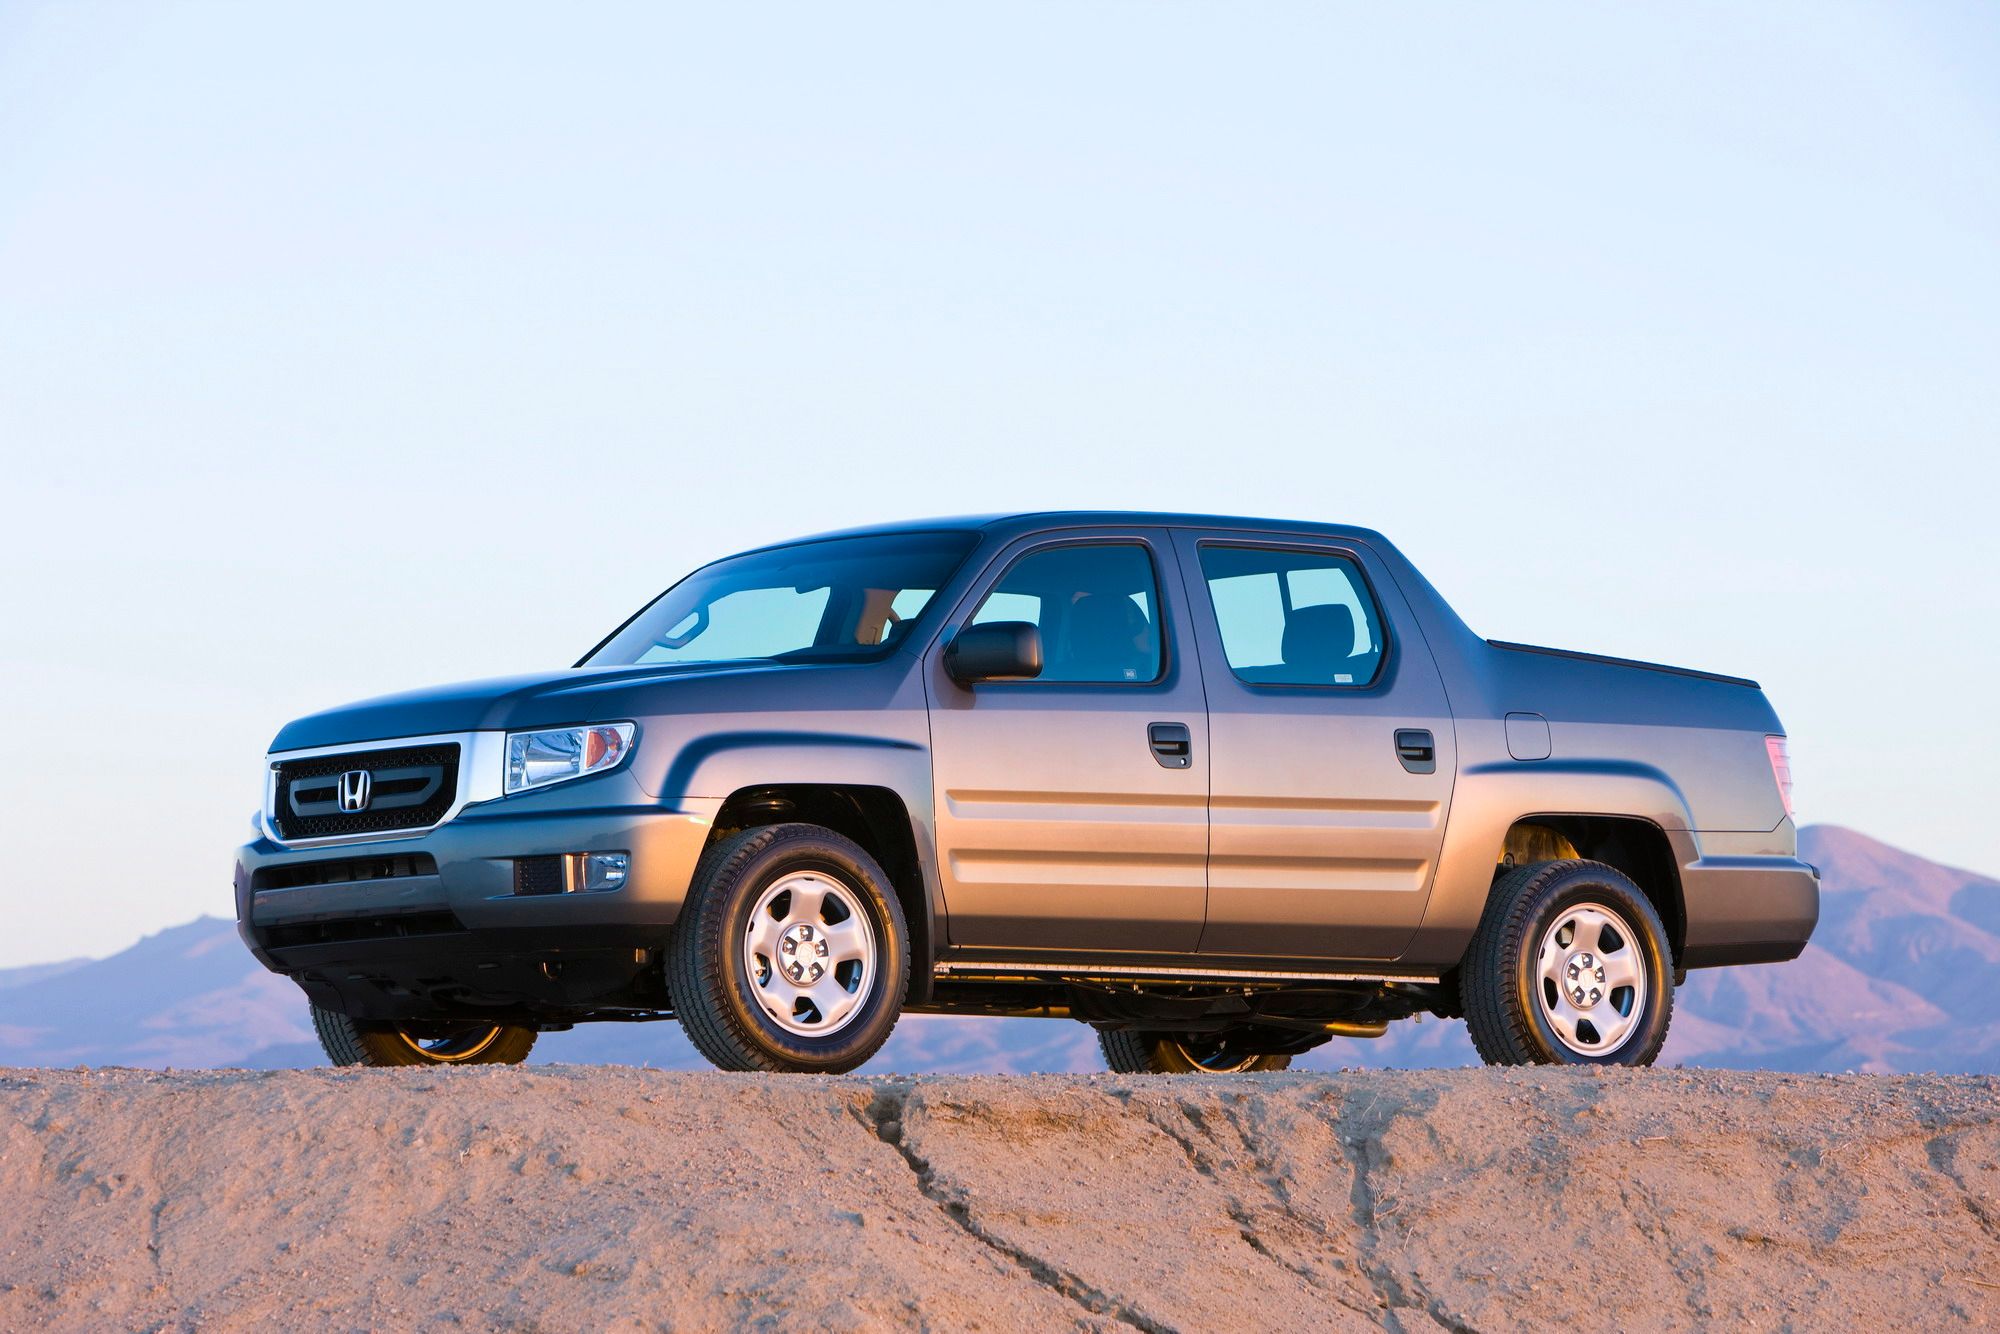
[234,785,720,1023]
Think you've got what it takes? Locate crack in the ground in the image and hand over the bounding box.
[1924,1128,2000,1248]
[1615,1178,1713,1330]
[859,1083,1168,1332]
[1142,1094,1385,1324]
[1329,1092,1480,1334]
[1848,1090,2000,1256]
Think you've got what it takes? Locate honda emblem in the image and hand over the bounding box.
[337,769,372,813]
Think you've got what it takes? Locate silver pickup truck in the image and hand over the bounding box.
[235,512,1816,1073]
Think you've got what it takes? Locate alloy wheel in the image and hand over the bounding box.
[1534,901,1649,1056]
[742,870,878,1037]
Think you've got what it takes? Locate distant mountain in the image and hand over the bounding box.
[3,825,1993,1074]
[0,958,89,991]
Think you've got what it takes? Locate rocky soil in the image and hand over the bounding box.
[0,1066,1995,1331]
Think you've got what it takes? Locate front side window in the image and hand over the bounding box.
[969,543,1163,684]
[585,531,978,668]
[1199,545,1384,686]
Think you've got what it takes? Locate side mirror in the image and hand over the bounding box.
[945,621,1043,685]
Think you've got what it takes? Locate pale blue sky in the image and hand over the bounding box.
[1,4,1995,966]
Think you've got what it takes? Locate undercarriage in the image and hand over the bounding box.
[914,976,1458,1056]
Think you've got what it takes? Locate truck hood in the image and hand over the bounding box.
[269,660,847,752]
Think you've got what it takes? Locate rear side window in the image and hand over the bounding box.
[1198,546,1384,686]
[969,543,1164,684]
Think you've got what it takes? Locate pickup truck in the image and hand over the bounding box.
[235,512,1817,1073]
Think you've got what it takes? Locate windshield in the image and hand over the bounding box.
[583,531,980,668]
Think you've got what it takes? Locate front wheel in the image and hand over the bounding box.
[1462,859,1674,1066]
[669,823,910,1073]
[1098,1030,1292,1074]
[311,1006,537,1067]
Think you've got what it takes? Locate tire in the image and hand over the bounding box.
[669,823,910,1073]
[310,1005,537,1067]
[1462,859,1674,1066]
[1098,1029,1293,1074]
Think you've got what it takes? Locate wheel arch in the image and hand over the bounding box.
[1499,815,1686,965]
[702,782,936,1004]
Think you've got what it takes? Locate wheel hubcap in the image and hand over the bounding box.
[778,923,829,984]
[744,871,877,1038]
[1535,903,1648,1056]
[1564,951,1607,1008]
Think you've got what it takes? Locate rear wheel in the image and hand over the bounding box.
[1098,1030,1292,1074]
[1462,859,1674,1066]
[311,1006,537,1067]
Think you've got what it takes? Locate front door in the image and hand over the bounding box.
[1172,530,1457,960]
[925,530,1209,954]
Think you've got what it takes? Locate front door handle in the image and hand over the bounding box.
[1148,721,1193,769]
[1395,729,1436,774]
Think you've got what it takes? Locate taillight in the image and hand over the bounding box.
[1765,735,1795,819]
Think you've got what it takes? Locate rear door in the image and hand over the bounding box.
[925,528,1208,954]
[1171,529,1456,960]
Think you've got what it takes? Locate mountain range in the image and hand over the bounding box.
[2,825,1992,1074]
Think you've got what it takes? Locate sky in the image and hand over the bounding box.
[1,3,1995,967]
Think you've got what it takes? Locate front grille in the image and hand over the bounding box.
[253,853,438,892]
[270,744,460,841]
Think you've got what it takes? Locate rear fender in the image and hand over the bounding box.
[1401,758,1698,967]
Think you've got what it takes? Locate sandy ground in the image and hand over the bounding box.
[0,1067,1995,1332]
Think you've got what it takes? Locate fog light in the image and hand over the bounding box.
[569,852,629,892]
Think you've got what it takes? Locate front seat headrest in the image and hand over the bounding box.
[1068,593,1153,679]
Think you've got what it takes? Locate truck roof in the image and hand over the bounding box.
[780,511,1393,548]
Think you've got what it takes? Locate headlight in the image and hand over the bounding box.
[505,723,636,795]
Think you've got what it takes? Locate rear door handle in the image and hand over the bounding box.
[1395,728,1436,774]
[1148,721,1193,769]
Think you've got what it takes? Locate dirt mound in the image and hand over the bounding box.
[1,1066,1994,1331]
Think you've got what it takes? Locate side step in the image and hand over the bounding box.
[933,960,1440,986]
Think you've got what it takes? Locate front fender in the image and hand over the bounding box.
[653,728,944,1000]
[659,730,929,804]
